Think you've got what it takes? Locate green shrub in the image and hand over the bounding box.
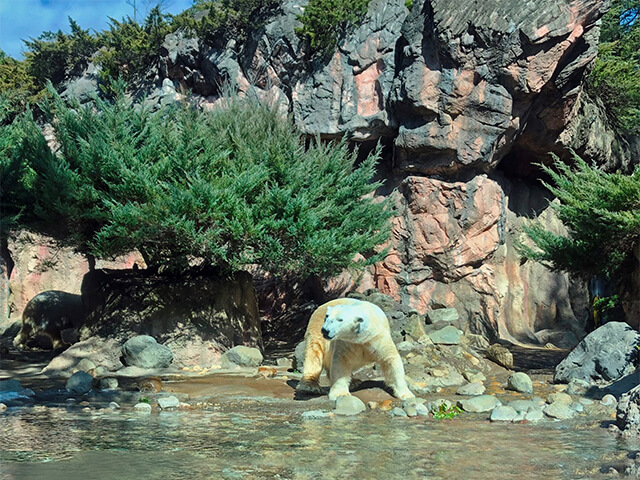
[0,51,43,122]
[587,0,640,133]
[172,0,279,47]
[24,18,98,87]
[521,152,640,280]
[21,82,391,277]
[296,0,371,54]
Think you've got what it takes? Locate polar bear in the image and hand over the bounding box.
[296,298,414,401]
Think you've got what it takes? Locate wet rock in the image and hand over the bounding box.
[486,344,514,369]
[390,407,408,417]
[334,395,366,416]
[157,395,180,410]
[65,371,93,395]
[458,395,501,413]
[544,402,576,420]
[427,308,459,324]
[138,377,163,393]
[134,402,152,414]
[428,326,463,345]
[507,372,533,394]
[554,322,640,385]
[108,402,120,410]
[508,400,541,413]
[525,409,544,422]
[121,335,173,369]
[616,384,640,437]
[490,406,518,422]
[302,410,334,420]
[221,345,263,368]
[456,382,486,396]
[0,380,35,402]
[98,378,118,390]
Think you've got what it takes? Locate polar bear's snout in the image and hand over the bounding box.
[320,326,333,340]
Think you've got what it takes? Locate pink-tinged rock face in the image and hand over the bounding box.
[356,59,384,117]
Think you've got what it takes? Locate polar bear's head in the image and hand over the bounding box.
[321,304,370,342]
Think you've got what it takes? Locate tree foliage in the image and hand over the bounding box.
[522,152,640,280]
[14,82,390,277]
[588,0,640,133]
[296,0,371,53]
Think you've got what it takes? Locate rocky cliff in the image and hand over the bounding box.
[4,0,633,347]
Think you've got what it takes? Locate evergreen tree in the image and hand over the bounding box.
[17,82,391,278]
[522,152,640,280]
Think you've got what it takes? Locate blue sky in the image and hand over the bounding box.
[0,0,194,59]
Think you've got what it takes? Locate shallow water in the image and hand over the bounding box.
[1,403,638,480]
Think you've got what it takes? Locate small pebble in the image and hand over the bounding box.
[108,402,121,410]
[601,394,617,406]
[0,403,6,412]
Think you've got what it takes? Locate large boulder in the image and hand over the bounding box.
[121,335,173,369]
[554,322,640,384]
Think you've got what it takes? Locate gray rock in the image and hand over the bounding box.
[427,399,454,412]
[428,326,463,345]
[390,407,408,417]
[293,341,306,371]
[157,395,180,410]
[134,402,152,414]
[458,395,501,413]
[121,336,173,369]
[73,358,97,374]
[508,400,540,413]
[544,402,576,420]
[456,382,486,396]
[403,403,418,417]
[221,345,264,368]
[601,394,618,407]
[486,344,514,369]
[302,410,333,419]
[414,402,431,417]
[463,370,486,383]
[566,378,591,395]
[570,402,584,413]
[66,371,93,395]
[507,372,533,394]
[276,357,293,368]
[616,384,640,436]
[525,409,544,422]
[334,395,366,416]
[427,308,459,324]
[108,402,120,410]
[554,322,639,385]
[490,406,518,422]
[547,392,572,405]
[98,378,118,390]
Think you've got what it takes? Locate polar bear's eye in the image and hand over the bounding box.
[337,318,343,322]
[356,317,364,323]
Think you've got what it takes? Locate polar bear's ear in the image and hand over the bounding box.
[325,306,333,317]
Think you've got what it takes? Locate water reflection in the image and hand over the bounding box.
[0,406,637,480]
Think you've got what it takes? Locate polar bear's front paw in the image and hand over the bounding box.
[394,387,415,400]
[296,378,325,395]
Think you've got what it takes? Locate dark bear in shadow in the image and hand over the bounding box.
[13,290,84,350]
